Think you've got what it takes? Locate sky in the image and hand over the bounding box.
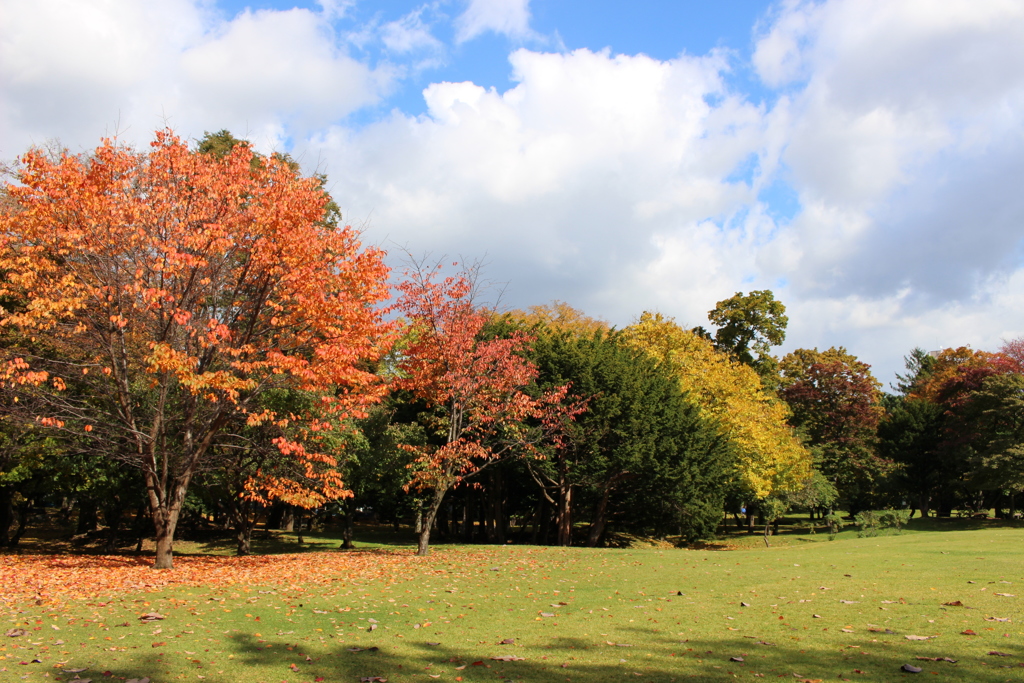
[2,0,1024,386]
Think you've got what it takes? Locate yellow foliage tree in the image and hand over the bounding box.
[505,301,611,337]
[622,312,811,499]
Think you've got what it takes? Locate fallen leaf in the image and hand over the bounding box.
[491,655,525,661]
[985,617,1010,622]
[455,665,466,670]
[730,656,744,662]
[942,601,964,607]
[139,612,165,621]
[5,628,26,637]
[812,614,822,618]
[125,679,150,683]
[359,678,387,683]
[841,628,854,633]
[740,602,751,607]
[499,638,515,645]
[840,600,858,604]
[151,642,166,648]
[914,657,957,663]
[961,629,978,636]
[900,664,922,673]
[426,641,441,646]
[905,635,933,641]
[994,593,1015,597]
[63,668,89,674]
[987,651,1012,657]
[540,612,555,617]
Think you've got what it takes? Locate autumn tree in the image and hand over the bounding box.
[0,131,393,568]
[779,347,888,506]
[622,312,811,502]
[397,262,570,556]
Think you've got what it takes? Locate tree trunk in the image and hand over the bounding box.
[587,485,614,547]
[103,500,124,552]
[0,486,12,548]
[918,493,930,518]
[153,506,180,569]
[146,471,190,570]
[417,488,447,556]
[9,502,31,547]
[556,477,573,547]
[341,511,354,549]
[77,499,99,534]
[231,497,256,557]
[281,506,296,531]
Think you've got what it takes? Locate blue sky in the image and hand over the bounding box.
[2,0,1024,383]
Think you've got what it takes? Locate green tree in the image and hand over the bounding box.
[525,325,732,545]
[706,290,788,384]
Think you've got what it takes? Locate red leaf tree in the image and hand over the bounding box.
[0,131,393,568]
[397,261,570,556]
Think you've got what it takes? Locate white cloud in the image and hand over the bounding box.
[0,0,392,156]
[3,0,1024,384]
[381,6,444,55]
[454,0,534,43]
[749,0,1024,378]
[311,47,765,325]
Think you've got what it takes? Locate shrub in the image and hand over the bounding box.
[855,509,911,537]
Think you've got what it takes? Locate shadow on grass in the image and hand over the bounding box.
[80,625,1024,683]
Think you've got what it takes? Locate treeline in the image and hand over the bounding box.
[1,130,1021,567]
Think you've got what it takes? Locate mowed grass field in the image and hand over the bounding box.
[2,526,1023,683]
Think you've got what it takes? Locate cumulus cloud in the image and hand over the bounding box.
[2,0,1023,382]
[313,47,765,326]
[0,0,392,155]
[751,0,1024,376]
[454,0,535,43]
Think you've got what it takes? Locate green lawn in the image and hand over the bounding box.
[3,525,1024,683]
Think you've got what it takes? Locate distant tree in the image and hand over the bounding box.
[706,290,788,385]
[622,312,810,514]
[877,396,945,516]
[780,347,889,506]
[523,324,731,545]
[892,347,937,396]
[506,301,611,337]
[953,372,1024,493]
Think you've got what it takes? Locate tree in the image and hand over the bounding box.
[958,373,1024,492]
[622,312,810,501]
[877,396,945,516]
[0,131,393,568]
[506,301,611,337]
[520,323,731,546]
[779,347,889,506]
[891,347,936,396]
[396,261,570,556]
[706,290,788,384]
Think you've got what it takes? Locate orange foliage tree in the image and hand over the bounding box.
[397,262,571,556]
[0,131,393,568]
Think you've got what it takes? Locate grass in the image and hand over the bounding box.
[3,522,1024,683]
